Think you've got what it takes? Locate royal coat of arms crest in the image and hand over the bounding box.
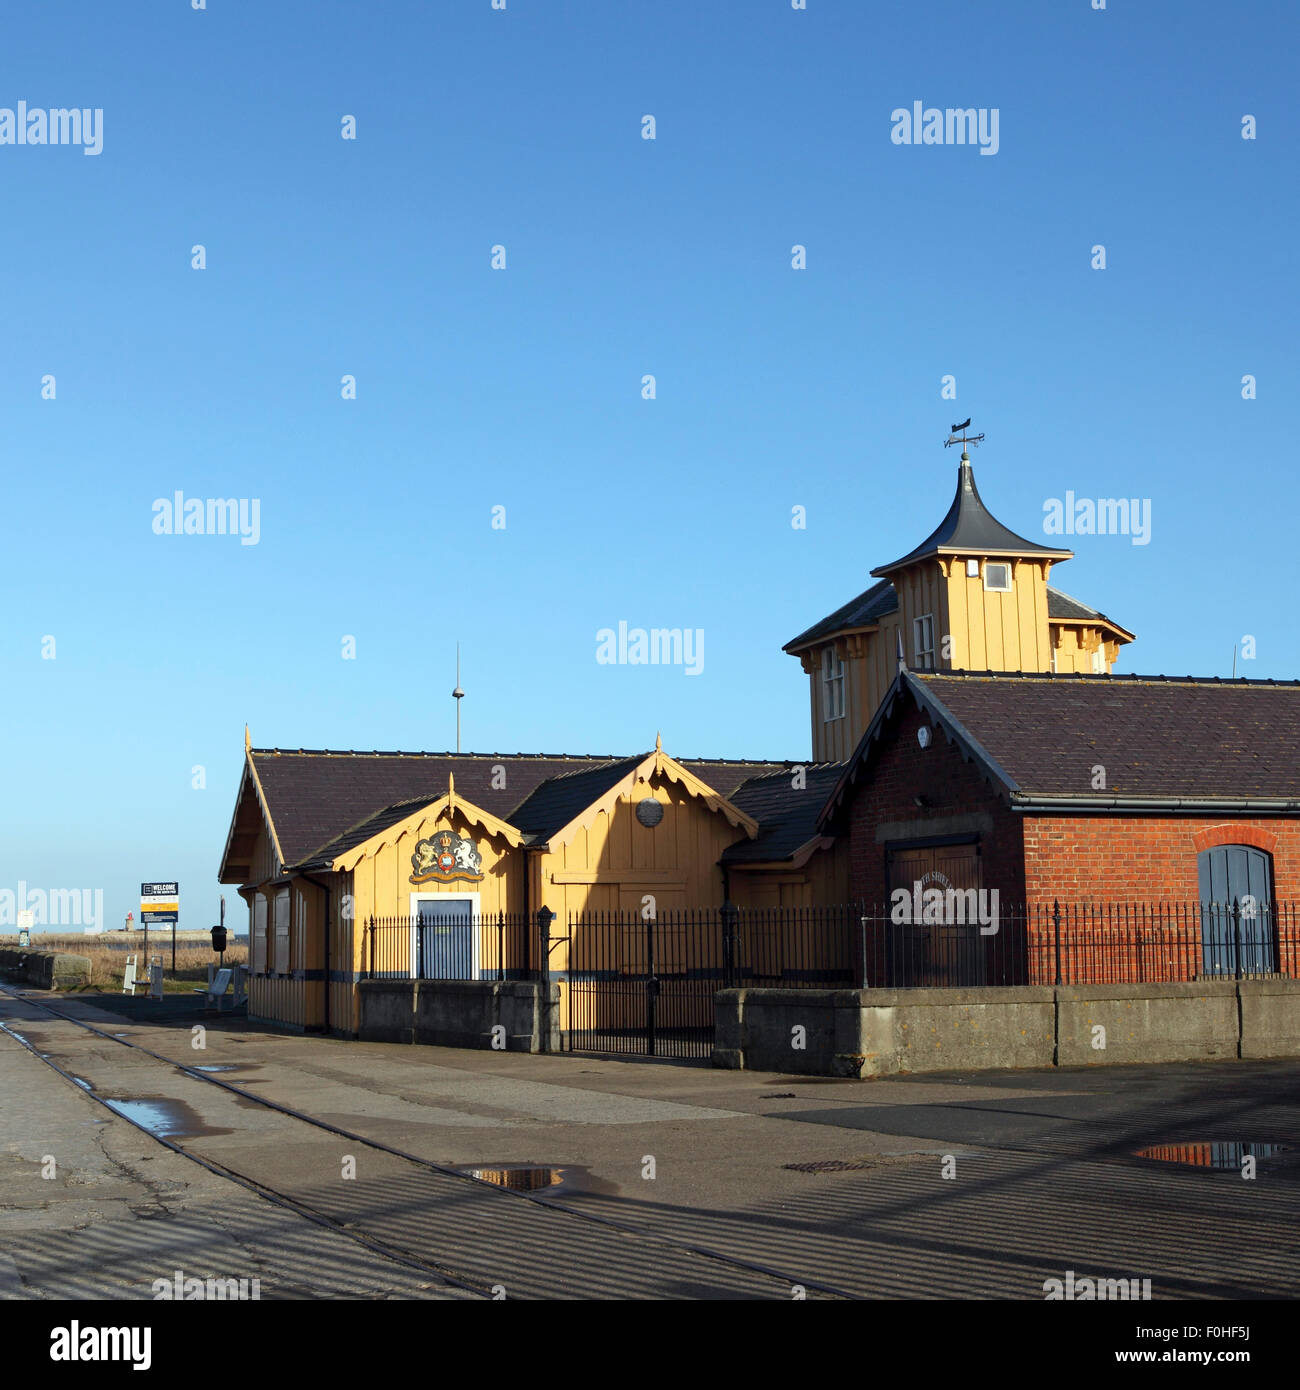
[410,830,484,884]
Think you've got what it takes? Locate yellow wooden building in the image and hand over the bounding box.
[218,735,848,1034]
[218,432,1134,1035]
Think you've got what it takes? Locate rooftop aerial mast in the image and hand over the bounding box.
[452,644,465,753]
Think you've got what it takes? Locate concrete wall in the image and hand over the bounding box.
[715,979,1300,1077]
[1239,976,1300,1059]
[1055,981,1238,1065]
[0,950,92,990]
[715,986,1054,1077]
[357,978,558,1052]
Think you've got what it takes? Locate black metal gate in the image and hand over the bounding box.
[555,909,725,1059]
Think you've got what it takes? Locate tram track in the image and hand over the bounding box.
[0,985,856,1300]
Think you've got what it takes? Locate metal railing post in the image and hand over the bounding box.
[536,906,554,1052]
[720,900,738,990]
[1232,897,1243,981]
[858,908,869,989]
[1053,899,1062,986]
[645,910,658,1057]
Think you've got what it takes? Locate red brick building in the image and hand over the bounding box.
[817,670,1300,984]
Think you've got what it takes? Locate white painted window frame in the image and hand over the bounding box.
[914,613,936,669]
[821,645,846,722]
[983,561,1012,592]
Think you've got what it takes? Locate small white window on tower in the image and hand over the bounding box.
[1091,647,1106,674]
[821,645,845,722]
[984,562,1012,592]
[914,614,936,670]
[966,558,980,578]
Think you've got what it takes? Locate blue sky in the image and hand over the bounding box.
[2,0,1296,932]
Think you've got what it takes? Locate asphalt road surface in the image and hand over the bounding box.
[2,987,1297,1300]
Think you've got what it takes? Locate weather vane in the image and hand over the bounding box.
[944,417,985,450]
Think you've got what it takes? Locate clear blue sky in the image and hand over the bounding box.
[2,0,1296,933]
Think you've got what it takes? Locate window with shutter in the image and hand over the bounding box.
[252,894,267,975]
[274,887,290,975]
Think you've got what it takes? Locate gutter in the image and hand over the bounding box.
[1010,794,1300,815]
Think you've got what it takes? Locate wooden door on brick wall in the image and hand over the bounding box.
[886,840,986,987]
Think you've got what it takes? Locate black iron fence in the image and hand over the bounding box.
[362,900,1298,1058]
[365,900,1299,990]
[364,912,532,982]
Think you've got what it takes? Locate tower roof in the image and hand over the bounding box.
[871,455,1072,578]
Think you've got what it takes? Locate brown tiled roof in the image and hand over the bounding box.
[251,751,614,869]
[722,763,848,862]
[237,748,799,876]
[819,671,1300,828]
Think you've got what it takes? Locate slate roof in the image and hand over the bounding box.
[783,578,899,652]
[296,796,453,871]
[249,751,615,869]
[873,459,1072,576]
[785,579,1128,654]
[721,763,849,862]
[509,757,646,840]
[819,671,1300,829]
[1046,585,1133,636]
[236,748,801,876]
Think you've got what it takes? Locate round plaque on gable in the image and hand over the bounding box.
[636,797,664,827]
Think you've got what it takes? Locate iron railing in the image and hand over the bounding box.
[364,912,532,982]
[362,900,1299,990]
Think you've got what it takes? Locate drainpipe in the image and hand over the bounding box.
[297,873,332,1035]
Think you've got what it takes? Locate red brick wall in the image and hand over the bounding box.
[1022,816,1300,904]
[1022,817,1300,983]
[846,703,1025,904]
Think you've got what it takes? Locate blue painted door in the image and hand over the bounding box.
[1197,845,1275,976]
[416,899,476,979]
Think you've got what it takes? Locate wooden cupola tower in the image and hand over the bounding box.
[784,425,1136,762]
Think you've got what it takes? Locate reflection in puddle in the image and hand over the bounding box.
[101,1096,230,1140]
[456,1164,617,1196]
[72,1076,94,1091]
[192,1065,240,1073]
[1135,1142,1287,1169]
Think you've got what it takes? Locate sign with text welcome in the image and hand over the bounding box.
[140,881,179,924]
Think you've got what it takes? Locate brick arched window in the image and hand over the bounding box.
[1197,844,1275,976]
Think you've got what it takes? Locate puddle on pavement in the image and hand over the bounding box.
[72,1076,94,1091]
[1135,1142,1287,1169]
[101,1096,232,1140]
[455,1164,619,1196]
[192,1065,241,1073]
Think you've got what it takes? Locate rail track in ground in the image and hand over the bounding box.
[0,984,855,1300]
